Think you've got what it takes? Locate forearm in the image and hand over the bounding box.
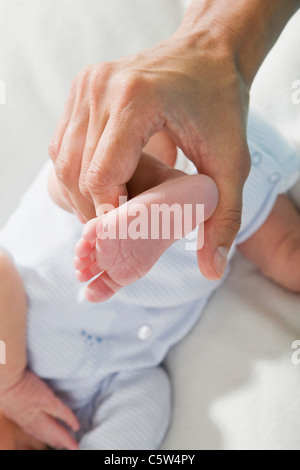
[0,253,27,391]
[178,0,300,87]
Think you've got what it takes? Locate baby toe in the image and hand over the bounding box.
[75,262,101,283]
[84,273,119,303]
[75,238,94,258]
[73,252,96,271]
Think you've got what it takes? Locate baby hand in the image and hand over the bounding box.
[0,371,80,450]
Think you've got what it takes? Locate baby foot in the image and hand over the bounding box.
[74,172,218,303]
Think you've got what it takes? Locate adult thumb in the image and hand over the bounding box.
[197,152,251,280]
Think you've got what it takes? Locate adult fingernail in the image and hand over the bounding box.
[213,247,229,278]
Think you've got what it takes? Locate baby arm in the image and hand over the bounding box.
[0,251,27,391]
[0,250,80,450]
[238,195,300,293]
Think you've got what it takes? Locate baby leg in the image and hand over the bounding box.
[79,367,171,450]
[238,195,300,293]
[75,153,219,302]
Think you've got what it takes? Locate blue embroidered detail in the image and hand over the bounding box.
[80,330,102,346]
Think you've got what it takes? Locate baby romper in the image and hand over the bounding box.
[0,111,299,449]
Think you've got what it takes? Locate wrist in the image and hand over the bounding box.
[0,368,26,398]
[177,0,299,89]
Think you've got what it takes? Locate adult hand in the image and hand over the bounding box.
[49,37,249,280]
[49,0,299,280]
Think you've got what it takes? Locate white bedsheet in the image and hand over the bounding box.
[0,0,299,450]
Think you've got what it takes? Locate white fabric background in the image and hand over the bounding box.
[0,1,299,450]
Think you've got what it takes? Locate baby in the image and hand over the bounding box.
[0,111,299,450]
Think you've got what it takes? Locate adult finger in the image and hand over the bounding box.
[77,106,110,220]
[86,107,164,215]
[48,80,77,163]
[54,112,90,220]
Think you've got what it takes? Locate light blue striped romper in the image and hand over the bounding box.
[0,111,299,449]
